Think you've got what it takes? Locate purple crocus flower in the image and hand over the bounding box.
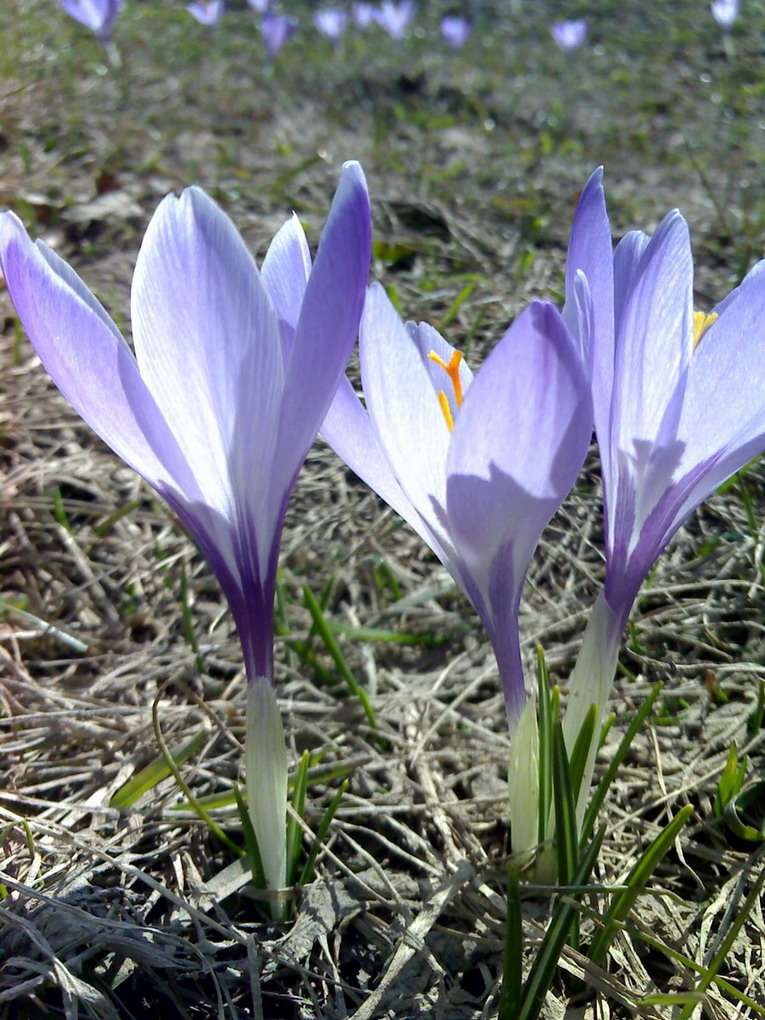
[261,12,298,61]
[314,8,348,41]
[60,0,123,42]
[560,168,765,803]
[321,286,593,725]
[0,162,371,900]
[440,15,471,48]
[711,0,739,28]
[372,0,415,41]
[186,0,225,26]
[352,2,375,28]
[247,0,271,12]
[550,19,587,52]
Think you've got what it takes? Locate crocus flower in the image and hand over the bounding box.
[372,0,416,40]
[186,0,225,26]
[550,19,587,52]
[559,168,765,814]
[352,2,375,28]
[247,0,271,11]
[314,8,348,41]
[0,162,371,903]
[711,0,739,28]
[261,12,298,61]
[60,0,123,42]
[440,15,471,48]
[321,286,593,725]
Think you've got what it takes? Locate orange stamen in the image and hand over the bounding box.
[693,310,718,349]
[436,390,454,432]
[428,349,464,407]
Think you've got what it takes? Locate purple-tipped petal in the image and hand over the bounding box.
[271,162,371,498]
[0,212,193,499]
[564,168,613,447]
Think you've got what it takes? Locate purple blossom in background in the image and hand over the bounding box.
[551,19,587,52]
[314,8,348,41]
[186,0,225,26]
[0,163,371,895]
[60,0,124,42]
[711,0,739,28]
[440,15,471,48]
[247,0,271,12]
[261,12,297,60]
[560,168,765,808]
[321,286,593,725]
[373,0,416,41]
[352,1,375,28]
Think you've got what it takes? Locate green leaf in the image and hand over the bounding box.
[552,722,578,890]
[516,827,604,1020]
[235,785,265,890]
[723,781,765,843]
[587,805,693,969]
[498,868,523,1020]
[714,742,747,819]
[110,728,210,808]
[580,681,663,845]
[536,647,553,847]
[286,752,310,887]
[569,703,598,807]
[298,779,348,887]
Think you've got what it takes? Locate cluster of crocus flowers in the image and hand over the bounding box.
[6,150,765,881]
[0,162,371,902]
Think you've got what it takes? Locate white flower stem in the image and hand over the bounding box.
[245,676,287,918]
[561,590,622,828]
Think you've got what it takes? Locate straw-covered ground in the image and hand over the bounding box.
[2,0,765,1016]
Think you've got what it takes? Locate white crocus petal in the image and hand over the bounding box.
[131,187,284,544]
[246,677,288,913]
[507,697,539,863]
[360,283,453,553]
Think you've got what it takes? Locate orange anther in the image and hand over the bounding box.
[428,349,464,407]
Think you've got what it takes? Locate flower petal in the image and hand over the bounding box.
[131,186,284,544]
[260,213,312,364]
[446,302,592,720]
[272,161,371,499]
[611,211,693,453]
[0,212,193,498]
[359,283,454,555]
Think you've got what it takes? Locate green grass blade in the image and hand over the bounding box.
[303,584,377,731]
[93,500,141,537]
[588,804,693,969]
[517,827,605,1020]
[552,722,578,889]
[110,728,210,808]
[298,779,348,887]
[568,703,598,808]
[580,681,663,845]
[498,868,523,1020]
[234,785,266,890]
[536,647,553,846]
[285,751,310,887]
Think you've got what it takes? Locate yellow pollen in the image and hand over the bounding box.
[693,310,718,348]
[428,349,464,407]
[436,390,454,432]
